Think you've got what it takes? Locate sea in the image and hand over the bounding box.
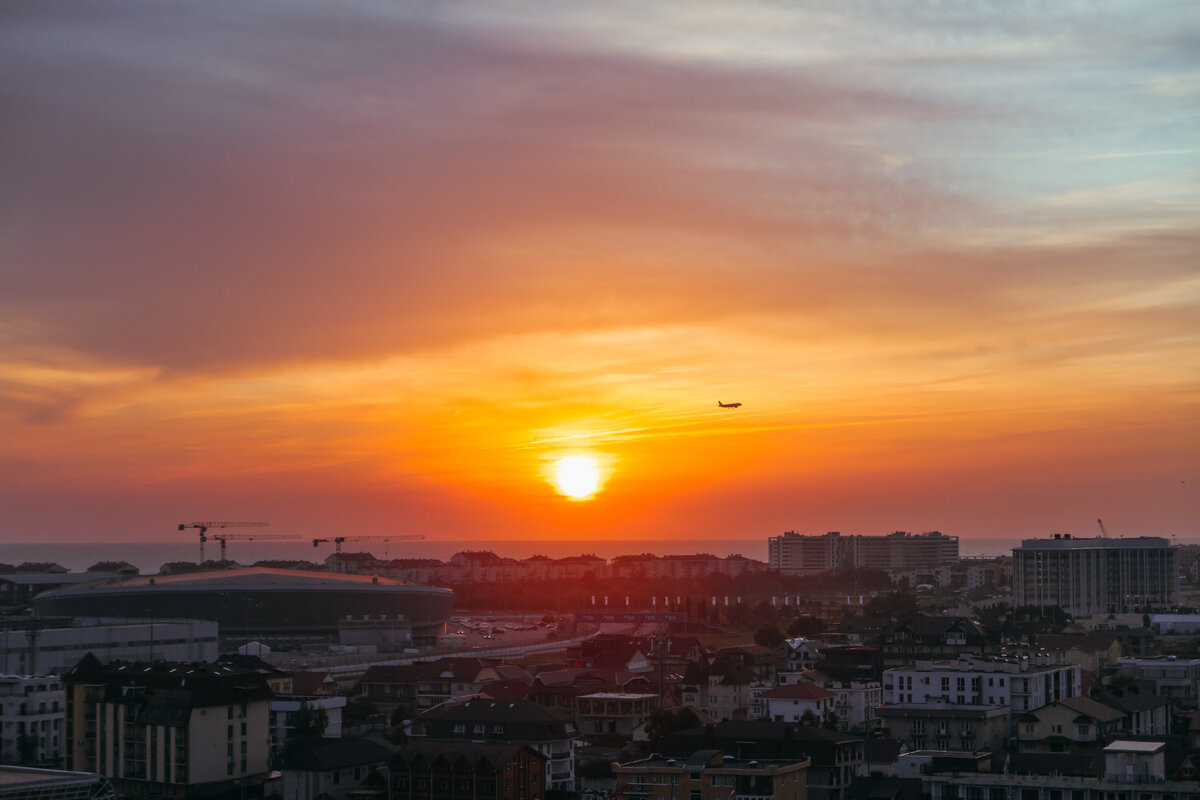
[0,536,1042,574]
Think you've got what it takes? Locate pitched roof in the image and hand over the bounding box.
[280,738,394,771]
[1056,695,1125,723]
[760,683,836,700]
[395,741,543,770]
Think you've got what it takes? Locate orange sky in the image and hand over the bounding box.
[1,2,1197,544]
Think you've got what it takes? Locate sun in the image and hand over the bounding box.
[554,456,601,500]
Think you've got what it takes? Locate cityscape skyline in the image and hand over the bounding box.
[2,2,1197,544]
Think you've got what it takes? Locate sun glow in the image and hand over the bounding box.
[554,455,601,499]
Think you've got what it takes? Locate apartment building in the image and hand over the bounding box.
[63,654,273,799]
[0,673,64,766]
[768,531,958,575]
[1012,534,1178,615]
[883,654,1081,712]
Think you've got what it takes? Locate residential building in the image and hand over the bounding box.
[870,616,987,667]
[63,654,274,799]
[1012,534,1178,615]
[1015,695,1126,752]
[0,673,64,766]
[387,741,547,800]
[768,531,958,575]
[269,695,347,758]
[920,740,1193,800]
[576,692,658,739]
[406,697,576,792]
[614,749,809,800]
[360,657,517,718]
[680,657,759,722]
[1116,655,1200,708]
[279,738,394,800]
[874,702,1009,755]
[790,670,881,733]
[760,683,836,724]
[663,720,862,800]
[1092,688,1171,736]
[882,654,1081,712]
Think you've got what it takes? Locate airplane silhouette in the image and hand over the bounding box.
[717,401,742,409]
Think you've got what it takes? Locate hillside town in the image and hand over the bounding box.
[4,531,1200,800]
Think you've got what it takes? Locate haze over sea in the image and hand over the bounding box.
[5,536,1190,576]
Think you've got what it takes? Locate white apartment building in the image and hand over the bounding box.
[0,674,64,767]
[883,654,1081,712]
[1012,534,1178,616]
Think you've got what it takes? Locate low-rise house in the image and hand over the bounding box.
[1015,695,1125,752]
[1031,633,1123,675]
[791,669,881,733]
[781,638,823,673]
[663,720,864,800]
[874,702,1008,756]
[360,657,502,718]
[1091,688,1171,736]
[279,738,394,800]
[614,749,809,800]
[576,692,658,740]
[386,741,547,800]
[760,682,836,724]
[680,658,758,722]
[1116,656,1200,708]
[406,697,576,792]
[871,616,987,667]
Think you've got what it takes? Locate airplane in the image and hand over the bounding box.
[717,400,742,409]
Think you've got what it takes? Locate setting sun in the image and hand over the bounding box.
[555,456,601,499]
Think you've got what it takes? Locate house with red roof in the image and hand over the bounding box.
[760,682,836,723]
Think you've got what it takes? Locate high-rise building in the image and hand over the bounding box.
[1012,535,1177,616]
[767,530,959,575]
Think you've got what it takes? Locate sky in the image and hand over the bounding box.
[1,1,1197,546]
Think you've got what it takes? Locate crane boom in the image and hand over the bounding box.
[178,521,270,562]
[1097,518,1108,538]
[312,535,426,555]
[210,533,300,561]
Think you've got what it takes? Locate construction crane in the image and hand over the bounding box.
[178,522,269,562]
[210,533,300,561]
[1097,518,1109,538]
[312,535,425,555]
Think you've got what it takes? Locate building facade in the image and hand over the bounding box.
[614,749,809,800]
[63,655,273,799]
[768,532,958,575]
[1012,535,1178,616]
[0,673,64,767]
[883,654,1082,712]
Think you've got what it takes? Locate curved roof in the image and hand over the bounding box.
[36,567,450,598]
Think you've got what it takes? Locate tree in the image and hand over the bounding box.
[644,708,702,747]
[754,624,786,649]
[800,710,820,727]
[787,615,825,638]
[273,701,329,767]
